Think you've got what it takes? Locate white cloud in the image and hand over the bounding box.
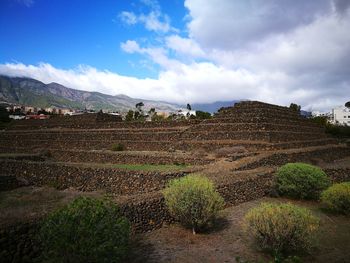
[120,40,141,53]
[119,11,137,25]
[1,60,346,111]
[118,0,175,33]
[184,0,332,50]
[165,35,204,58]
[139,11,171,33]
[2,0,350,112]
[120,40,183,70]
[16,0,34,7]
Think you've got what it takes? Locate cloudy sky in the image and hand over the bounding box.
[0,0,349,111]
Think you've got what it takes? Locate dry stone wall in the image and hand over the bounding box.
[0,160,187,195]
[234,147,350,171]
[48,149,212,165]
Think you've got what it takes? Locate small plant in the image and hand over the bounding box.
[244,202,319,256]
[111,143,125,151]
[162,174,224,234]
[275,163,331,199]
[38,196,130,263]
[321,182,350,214]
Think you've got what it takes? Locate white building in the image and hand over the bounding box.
[332,106,350,125]
[177,110,196,118]
[312,111,330,117]
[9,115,26,120]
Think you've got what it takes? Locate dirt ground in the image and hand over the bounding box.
[1,188,349,263]
[127,198,350,263]
[0,186,102,227]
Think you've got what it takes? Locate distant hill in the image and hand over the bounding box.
[191,100,241,113]
[0,75,182,112]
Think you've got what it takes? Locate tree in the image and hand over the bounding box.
[345,101,350,108]
[0,106,10,123]
[38,109,50,115]
[125,110,134,121]
[135,102,144,111]
[310,116,328,126]
[186,103,192,111]
[289,103,301,113]
[134,110,140,120]
[195,110,211,120]
[151,113,165,122]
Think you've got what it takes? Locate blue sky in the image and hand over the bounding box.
[0,0,186,78]
[0,0,350,111]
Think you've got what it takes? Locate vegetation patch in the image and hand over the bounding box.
[111,143,125,151]
[162,174,224,234]
[38,196,130,263]
[244,202,319,256]
[321,182,350,215]
[275,163,331,199]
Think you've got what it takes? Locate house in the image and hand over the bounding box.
[9,115,26,120]
[177,110,196,118]
[26,114,50,120]
[331,106,350,125]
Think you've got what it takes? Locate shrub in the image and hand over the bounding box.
[244,202,319,256]
[321,182,350,214]
[38,197,130,263]
[275,163,331,199]
[111,143,125,151]
[162,174,224,234]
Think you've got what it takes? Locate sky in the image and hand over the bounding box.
[0,0,349,111]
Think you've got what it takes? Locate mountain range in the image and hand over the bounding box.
[0,75,184,112]
[0,75,239,113]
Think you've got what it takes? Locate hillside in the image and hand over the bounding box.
[0,75,181,112]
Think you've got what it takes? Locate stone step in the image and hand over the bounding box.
[234,145,350,171]
[2,126,186,134]
[0,159,189,195]
[213,112,311,123]
[180,130,327,142]
[184,122,324,133]
[47,149,213,165]
[7,119,200,130]
[205,116,319,126]
[216,107,300,118]
[0,131,181,141]
[231,101,295,111]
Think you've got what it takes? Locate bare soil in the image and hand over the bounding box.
[0,186,101,227]
[127,198,350,263]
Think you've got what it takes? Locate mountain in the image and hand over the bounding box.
[191,100,241,113]
[0,75,181,112]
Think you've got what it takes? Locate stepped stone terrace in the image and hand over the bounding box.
[1,101,350,232]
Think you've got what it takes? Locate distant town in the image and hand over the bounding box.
[3,102,350,125]
[3,103,197,121]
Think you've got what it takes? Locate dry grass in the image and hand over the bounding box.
[0,186,101,227]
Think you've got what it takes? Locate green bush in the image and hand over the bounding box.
[321,182,350,214]
[38,197,130,263]
[244,202,319,256]
[162,174,224,234]
[111,143,125,151]
[275,163,331,199]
